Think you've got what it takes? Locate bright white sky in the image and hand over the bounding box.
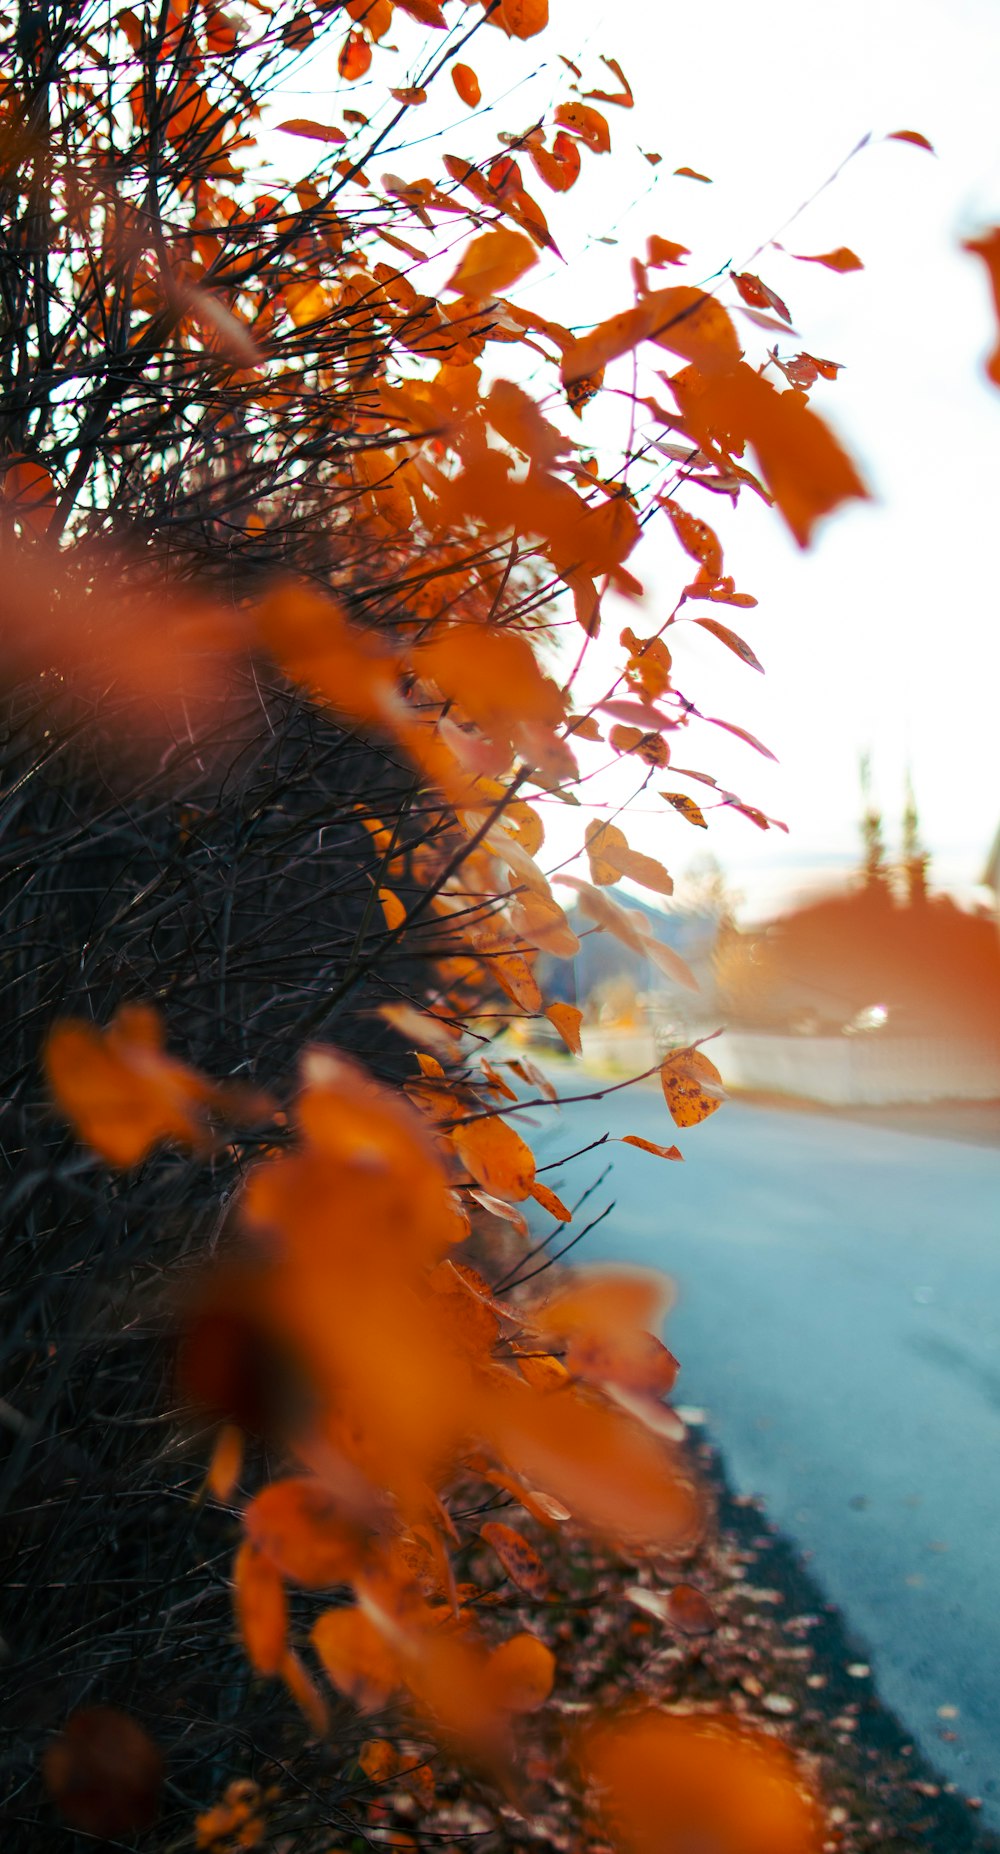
[265,0,1000,919]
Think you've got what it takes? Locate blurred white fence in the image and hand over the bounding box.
[711,1031,1000,1106]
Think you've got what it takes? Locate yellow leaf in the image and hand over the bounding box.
[445,228,537,301]
[453,1114,536,1200]
[545,1001,583,1054]
[659,1047,725,1127]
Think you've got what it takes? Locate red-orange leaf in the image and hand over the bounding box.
[445,226,537,299]
[667,1582,719,1634]
[481,1520,548,1595]
[451,62,480,107]
[530,130,582,193]
[206,1423,243,1501]
[529,1179,572,1222]
[489,1375,701,1548]
[695,617,764,672]
[888,129,935,152]
[359,1737,400,1782]
[621,1134,683,1160]
[234,1541,288,1675]
[731,270,792,325]
[579,1710,822,1854]
[661,497,723,579]
[243,1478,365,1587]
[792,246,863,272]
[488,1632,555,1711]
[964,227,1000,387]
[554,101,611,153]
[45,1004,223,1167]
[277,118,347,143]
[311,1607,402,1711]
[647,236,689,267]
[2,455,56,533]
[499,0,548,36]
[338,30,371,79]
[674,165,711,182]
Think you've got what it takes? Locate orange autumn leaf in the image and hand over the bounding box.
[621,626,672,699]
[487,1632,555,1711]
[418,625,564,735]
[346,0,394,34]
[659,1047,725,1127]
[579,1710,822,1854]
[674,165,711,181]
[661,498,723,578]
[311,1606,402,1712]
[666,1582,719,1635]
[337,29,371,79]
[695,616,764,672]
[393,0,445,21]
[792,245,863,272]
[529,1179,572,1222]
[647,236,689,267]
[530,130,582,193]
[277,118,348,144]
[2,455,56,534]
[480,1520,548,1596]
[676,362,867,547]
[730,269,792,324]
[607,724,670,767]
[499,0,548,36]
[243,1478,366,1587]
[554,101,610,153]
[644,285,742,371]
[659,792,708,828]
[888,128,935,152]
[545,1001,583,1054]
[582,54,633,108]
[359,1738,400,1782]
[453,1113,536,1200]
[489,1375,701,1548]
[621,1134,683,1160]
[206,1423,244,1501]
[45,1003,223,1167]
[585,818,629,886]
[531,1267,672,1349]
[255,580,399,728]
[562,285,740,387]
[451,62,480,107]
[233,1541,288,1676]
[378,886,406,931]
[964,227,1000,387]
[445,227,537,300]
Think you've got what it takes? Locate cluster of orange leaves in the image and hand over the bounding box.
[14,2,967,1850]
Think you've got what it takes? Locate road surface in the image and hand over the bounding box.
[527,1080,1000,1823]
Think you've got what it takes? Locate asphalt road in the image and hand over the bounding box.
[528,1079,1000,1823]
